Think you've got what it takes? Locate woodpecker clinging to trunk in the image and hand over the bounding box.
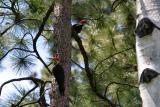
[72,19,87,36]
[52,53,65,96]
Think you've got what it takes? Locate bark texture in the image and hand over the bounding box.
[136,0,160,107]
[50,0,72,107]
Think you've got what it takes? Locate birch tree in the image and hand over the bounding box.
[135,0,160,106]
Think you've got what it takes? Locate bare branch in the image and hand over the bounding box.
[71,59,85,70]
[0,6,11,9]
[0,24,15,36]
[33,1,54,42]
[15,84,38,106]
[0,77,52,106]
[0,15,6,24]
[1,1,10,8]
[0,77,44,95]
[18,81,50,106]
[38,84,48,106]
[33,1,55,75]
[21,32,34,41]
[0,13,13,16]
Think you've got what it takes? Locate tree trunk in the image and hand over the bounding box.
[136,0,160,107]
[50,0,72,107]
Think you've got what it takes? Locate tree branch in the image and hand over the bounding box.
[15,84,38,106]
[0,48,34,61]
[0,77,51,106]
[0,24,15,36]
[95,47,133,70]
[96,61,115,81]
[38,81,50,107]
[71,59,85,70]
[19,101,39,107]
[116,88,122,107]
[104,81,138,97]
[111,0,127,12]
[0,77,44,95]
[72,33,116,107]
[1,19,41,36]
[33,0,55,75]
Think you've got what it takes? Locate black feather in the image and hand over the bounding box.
[52,64,65,96]
[72,24,83,34]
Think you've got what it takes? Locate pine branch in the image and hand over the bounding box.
[0,18,41,37]
[0,77,44,95]
[96,61,115,80]
[38,82,49,107]
[19,101,39,107]
[111,0,127,12]
[116,88,122,107]
[0,77,51,106]
[15,84,38,106]
[104,81,138,97]
[71,59,85,70]
[0,24,15,36]
[33,0,55,75]
[94,47,133,70]
[72,33,116,107]
[0,48,34,61]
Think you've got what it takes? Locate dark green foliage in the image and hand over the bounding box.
[70,0,139,107]
[11,51,35,74]
[0,0,140,106]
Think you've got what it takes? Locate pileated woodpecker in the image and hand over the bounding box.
[72,19,87,36]
[51,19,87,96]
[52,53,65,96]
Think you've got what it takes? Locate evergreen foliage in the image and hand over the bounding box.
[0,0,140,106]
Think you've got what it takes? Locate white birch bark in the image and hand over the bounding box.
[136,0,160,107]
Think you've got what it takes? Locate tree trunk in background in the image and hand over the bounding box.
[50,0,72,107]
[136,0,160,107]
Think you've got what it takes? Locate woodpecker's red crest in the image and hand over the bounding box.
[79,19,87,25]
[52,53,60,62]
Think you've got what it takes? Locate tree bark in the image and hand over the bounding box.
[136,0,160,107]
[50,0,72,107]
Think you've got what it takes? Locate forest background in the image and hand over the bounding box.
[0,0,140,107]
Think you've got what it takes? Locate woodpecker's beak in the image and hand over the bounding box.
[49,57,59,64]
[50,53,61,64]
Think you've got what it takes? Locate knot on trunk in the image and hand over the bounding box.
[140,68,159,83]
[135,18,160,38]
